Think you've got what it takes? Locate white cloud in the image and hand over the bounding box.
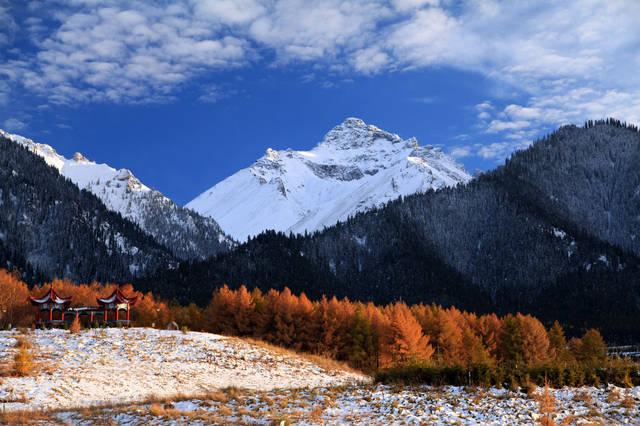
[0,2,16,46]
[477,141,530,160]
[197,84,234,104]
[248,0,388,62]
[392,0,439,12]
[1,1,251,104]
[192,0,265,25]
[449,145,472,159]
[351,47,389,74]
[0,0,638,162]
[386,8,465,69]
[412,96,436,104]
[450,139,531,162]
[3,118,26,131]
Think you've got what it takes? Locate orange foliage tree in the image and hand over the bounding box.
[0,267,618,376]
[0,270,30,327]
[386,302,434,366]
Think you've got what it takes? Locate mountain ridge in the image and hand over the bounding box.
[0,129,234,260]
[0,134,174,282]
[187,117,471,241]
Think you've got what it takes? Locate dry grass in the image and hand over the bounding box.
[203,390,229,403]
[13,335,32,350]
[306,405,324,422]
[559,415,575,426]
[0,409,53,424]
[525,382,538,399]
[69,317,82,334]
[572,391,593,405]
[216,405,233,417]
[239,337,362,376]
[621,393,635,410]
[606,388,621,404]
[148,403,165,416]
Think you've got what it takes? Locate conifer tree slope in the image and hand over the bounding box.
[503,120,640,256]
[0,134,174,283]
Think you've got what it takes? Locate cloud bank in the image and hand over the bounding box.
[1,0,638,160]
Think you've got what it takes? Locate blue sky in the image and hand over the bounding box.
[1,1,639,204]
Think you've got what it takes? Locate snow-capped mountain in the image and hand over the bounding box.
[187,118,471,241]
[0,129,233,260]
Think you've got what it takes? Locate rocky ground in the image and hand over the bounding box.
[45,383,640,425]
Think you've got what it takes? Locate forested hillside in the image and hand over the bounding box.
[141,121,640,341]
[504,119,640,256]
[0,135,174,282]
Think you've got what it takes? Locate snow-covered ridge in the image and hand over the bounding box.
[187,118,472,241]
[0,129,233,260]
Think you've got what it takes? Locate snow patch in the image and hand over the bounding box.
[0,328,367,411]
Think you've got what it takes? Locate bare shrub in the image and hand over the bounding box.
[538,380,557,426]
[69,316,82,334]
[621,392,635,411]
[12,334,35,377]
[572,390,593,405]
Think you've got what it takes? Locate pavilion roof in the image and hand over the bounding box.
[96,288,138,306]
[29,288,72,306]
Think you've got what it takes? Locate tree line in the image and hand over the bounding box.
[4,269,637,387]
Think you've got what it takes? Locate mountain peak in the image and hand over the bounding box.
[72,152,90,162]
[188,118,471,241]
[319,118,402,150]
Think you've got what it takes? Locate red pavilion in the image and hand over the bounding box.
[29,287,72,326]
[30,286,138,328]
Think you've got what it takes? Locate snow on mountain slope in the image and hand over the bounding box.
[0,129,233,260]
[187,118,472,241]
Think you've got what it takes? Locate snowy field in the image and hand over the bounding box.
[0,328,367,412]
[1,328,639,425]
[49,383,640,425]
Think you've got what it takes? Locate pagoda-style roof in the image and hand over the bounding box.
[29,287,72,306]
[97,288,138,306]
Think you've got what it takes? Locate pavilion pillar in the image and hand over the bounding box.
[116,309,119,322]
[90,312,94,323]
[104,309,108,323]
[126,307,130,322]
[49,308,52,322]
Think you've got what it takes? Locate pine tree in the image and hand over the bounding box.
[233,285,254,336]
[548,321,569,362]
[575,329,607,366]
[272,288,297,347]
[292,292,315,352]
[499,315,525,369]
[387,302,434,366]
[435,309,464,365]
[205,285,237,334]
[347,307,376,370]
[461,327,491,366]
[519,314,550,366]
